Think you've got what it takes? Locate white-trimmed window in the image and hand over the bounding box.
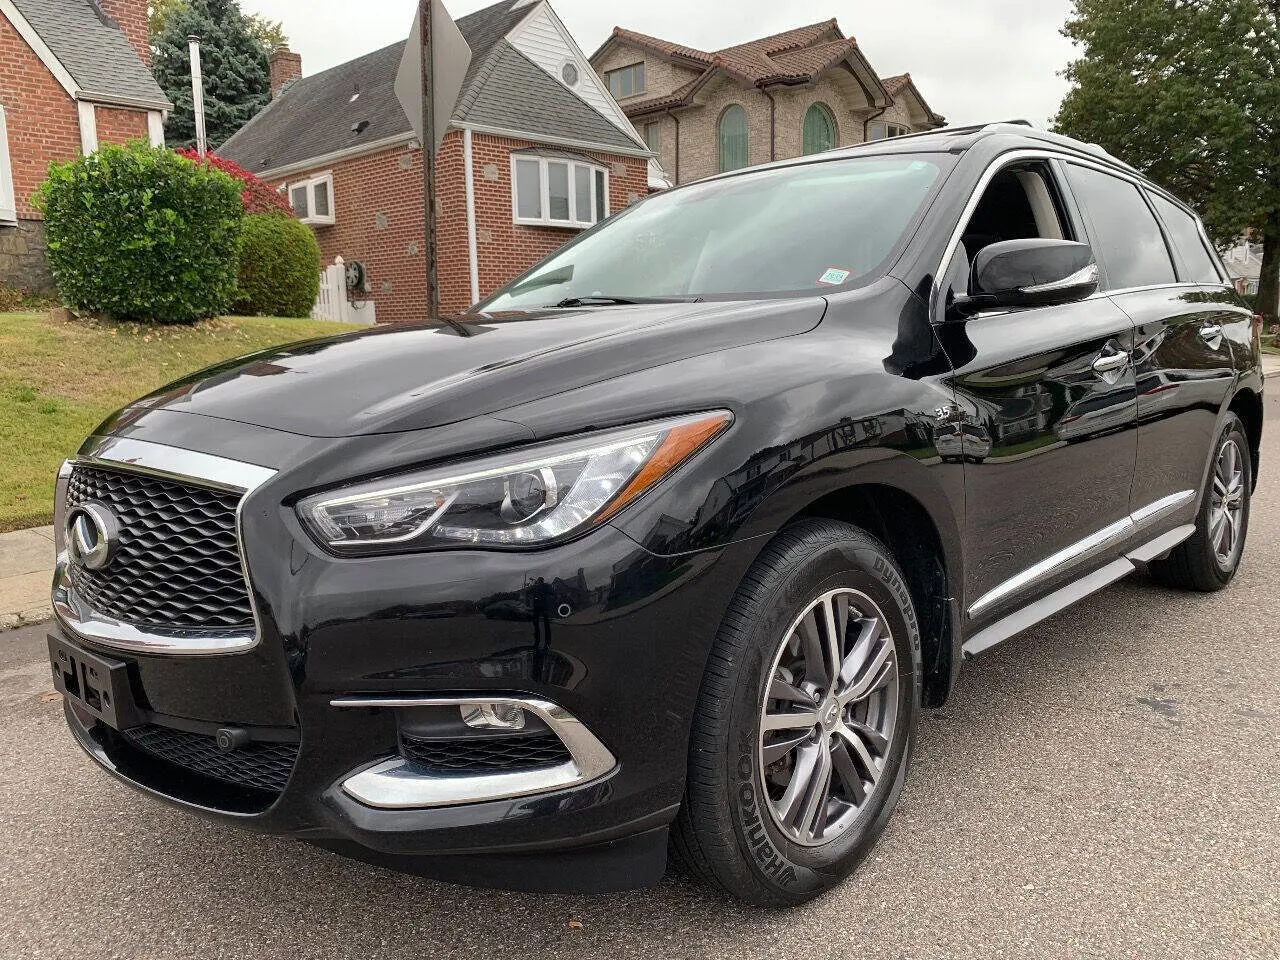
[288,172,335,225]
[868,122,910,141]
[511,155,608,229]
[0,105,16,225]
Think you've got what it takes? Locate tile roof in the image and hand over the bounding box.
[880,72,946,125]
[599,21,944,126]
[219,0,641,175]
[10,0,171,107]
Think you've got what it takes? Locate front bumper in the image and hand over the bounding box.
[52,476,761,888]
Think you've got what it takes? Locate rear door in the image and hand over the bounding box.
[1062,163,1238,522]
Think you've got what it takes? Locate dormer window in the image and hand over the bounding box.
[605,62,645,99]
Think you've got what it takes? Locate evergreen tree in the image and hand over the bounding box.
[152,0,272,150]
[1055,0,1280,321]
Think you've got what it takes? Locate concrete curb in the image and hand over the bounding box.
[0,526,55,630]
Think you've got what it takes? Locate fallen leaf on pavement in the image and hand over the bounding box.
[40,691,62,703]
[567,921,583,930]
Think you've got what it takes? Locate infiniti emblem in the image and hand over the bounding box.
[66,503,120,571]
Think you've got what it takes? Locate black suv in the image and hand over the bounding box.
[49,124,1262,906]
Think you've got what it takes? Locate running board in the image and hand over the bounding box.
[962,524,1196,658]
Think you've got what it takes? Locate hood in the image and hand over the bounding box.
[122,300,827,438]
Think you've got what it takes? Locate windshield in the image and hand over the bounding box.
[479,153,954,312]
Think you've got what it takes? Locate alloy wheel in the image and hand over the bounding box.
[1210,438,1246,568]
[758,588,899,847]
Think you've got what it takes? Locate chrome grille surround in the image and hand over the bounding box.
[52,437,277,656]
[66,467,252,629]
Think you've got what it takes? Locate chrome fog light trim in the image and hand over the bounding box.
[330,695,617,809]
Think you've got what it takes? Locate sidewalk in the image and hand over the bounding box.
[0,526,54,629]
[1263,353,1280,381]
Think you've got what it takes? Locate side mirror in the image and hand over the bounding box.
[963,239,1100,312]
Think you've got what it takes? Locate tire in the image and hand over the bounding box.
[1150,413,1252,592]
[672,519,921,906]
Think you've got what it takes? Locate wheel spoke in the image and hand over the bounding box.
[821,594,849,694]
[762,708,820,732]
[844,719,891,755]
[793,740,833,841]
[762,729,814,765]
[769,677,814,705]
[775,741,821,827]
[838,617,879,690]
[839,642,895,705]
[796,609,830,690]
[830,737,867,805]
[835,725,881,787]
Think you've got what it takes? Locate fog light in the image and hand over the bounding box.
[461,702,526,730]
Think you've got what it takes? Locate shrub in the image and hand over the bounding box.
[234,213,320,318]
[176,147,294,216]
[0,282,23,312]
[36,142,244,323]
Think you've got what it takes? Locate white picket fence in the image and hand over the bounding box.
[312,256,376,325]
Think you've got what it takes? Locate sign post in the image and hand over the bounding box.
[396,1,471,319]
[188,35,208,157]
[419,0,438,318]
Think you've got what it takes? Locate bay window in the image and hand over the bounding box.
[288,172,335,225]
[511,154,609,229]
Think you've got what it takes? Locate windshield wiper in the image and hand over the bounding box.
[553,295,704,308]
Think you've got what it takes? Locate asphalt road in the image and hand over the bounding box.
[2,398,1278,960]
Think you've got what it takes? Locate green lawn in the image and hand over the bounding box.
[0,311,362,532]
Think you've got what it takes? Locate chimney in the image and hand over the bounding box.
[270,45,303,98]
[97,0,150,66]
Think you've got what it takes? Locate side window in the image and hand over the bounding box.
[1149,194,1223,284]
[960,163,1070,284]
[1065,165,1176,289]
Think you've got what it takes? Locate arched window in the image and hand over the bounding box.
[802,103,836,155]
[718,105,748,172]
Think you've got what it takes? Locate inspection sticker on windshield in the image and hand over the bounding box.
[817,268,851,286]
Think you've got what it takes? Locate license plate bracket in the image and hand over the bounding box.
[47,634,141,731]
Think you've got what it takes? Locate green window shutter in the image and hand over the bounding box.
[718,105,749,172]
[802,104,836,155]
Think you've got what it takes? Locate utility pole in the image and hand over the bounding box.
[188,35,208,157]
[419,0,440,319]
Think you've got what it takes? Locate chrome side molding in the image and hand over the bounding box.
[962,523,1195,658]
[968,490,1196,618]
[330,695,617,809]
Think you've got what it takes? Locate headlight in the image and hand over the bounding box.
[298,411,733,554]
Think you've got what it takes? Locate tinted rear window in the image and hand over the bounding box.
[1150,194,1222,284]
[1065,165,1176,289]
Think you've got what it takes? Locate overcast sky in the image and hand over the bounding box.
[244,0,1078,128]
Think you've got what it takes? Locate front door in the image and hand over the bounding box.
[937,157,1139,628]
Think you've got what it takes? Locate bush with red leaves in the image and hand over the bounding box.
[176,148,294,217]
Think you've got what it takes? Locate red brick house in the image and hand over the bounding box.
[590,20,945,185]
[0,0,171,291]
[218,0,656,322]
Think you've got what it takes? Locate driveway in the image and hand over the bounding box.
[2,395,1277,960]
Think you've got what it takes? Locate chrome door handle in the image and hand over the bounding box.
[1092,350,1129,374]
[1199,324,1223,342]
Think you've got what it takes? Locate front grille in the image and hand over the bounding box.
[67,466,253,630]
[400,733,573,771]
[122,724,298,794]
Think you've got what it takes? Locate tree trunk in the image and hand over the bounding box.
[1258,208,1280,325]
